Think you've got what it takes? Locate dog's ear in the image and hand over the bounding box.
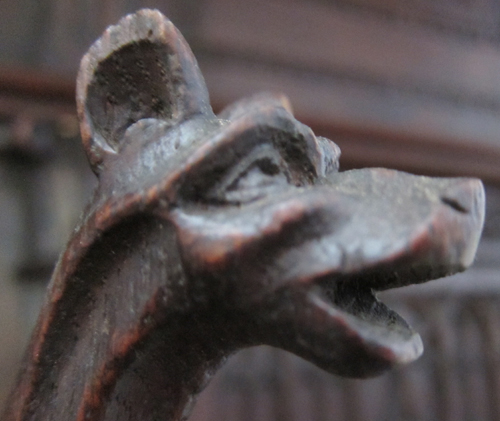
[217,92,294,121]
[76,9,212,174]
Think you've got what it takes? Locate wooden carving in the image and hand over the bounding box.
[3,9,485,421]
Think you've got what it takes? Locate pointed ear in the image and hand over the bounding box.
[218,92,294,121]
[76,9,212,174]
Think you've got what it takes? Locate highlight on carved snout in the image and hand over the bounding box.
[438,177,485,268]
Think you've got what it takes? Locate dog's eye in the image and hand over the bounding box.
[207,145,291,204]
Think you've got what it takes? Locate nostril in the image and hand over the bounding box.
[439,178,484,214]
[441,196,468,213]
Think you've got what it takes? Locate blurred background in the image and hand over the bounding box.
[1,0,500,419]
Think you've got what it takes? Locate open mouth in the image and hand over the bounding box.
[302,260,465,371]
[313,275,411,336]
[310,259,462,326]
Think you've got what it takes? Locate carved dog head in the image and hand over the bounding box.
[78,8,485,375]
[5,9,485,421]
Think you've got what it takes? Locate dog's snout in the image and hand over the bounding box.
[440,178,484,215]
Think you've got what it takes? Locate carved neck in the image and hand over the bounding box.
[89,312,231,421]
[5,216,244,421]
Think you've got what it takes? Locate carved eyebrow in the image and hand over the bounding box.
[168,108,321,197]
[202,144,290,204]
[174,115,319,202]
[207,144,284,194]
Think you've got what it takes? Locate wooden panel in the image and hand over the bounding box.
[0,66,75,122]
[0,0,52,65]
[0,67,74,102]
[319,0,500,40]
[198,0,500,102]
[0,0,197,73]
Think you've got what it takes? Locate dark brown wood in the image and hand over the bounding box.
[198,0,500,99]
[322,0,500,41]
[0,66,75,103]
[3,9,486,421]
[195,0,500,180]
